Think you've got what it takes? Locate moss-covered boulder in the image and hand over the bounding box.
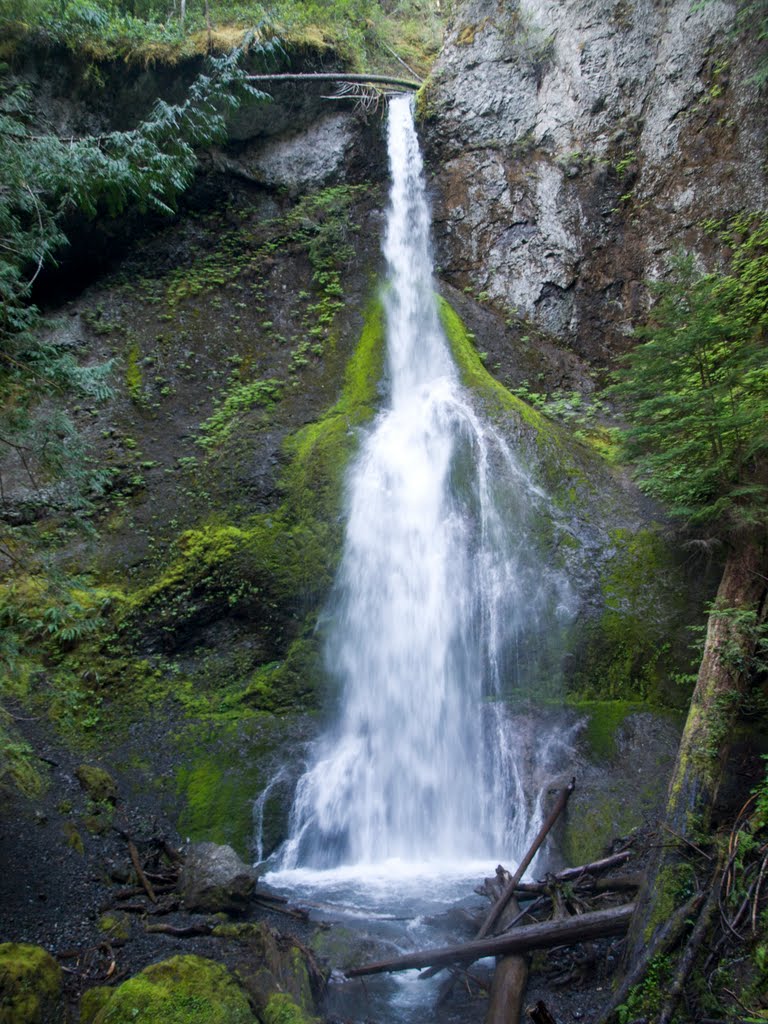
[92,955,256,1024]
[75,765,118,805]
[79,987,112,1024]
[0,943,63,1024]
[222,922,323,1020]
[261,993,319,1024]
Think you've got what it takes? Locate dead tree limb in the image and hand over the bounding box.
[595,893,703,1024]
[128,841,157,904]
[658,871,722,1024]
[145,922,214,937]
[479,778,576,939]
[246,72,421,90]
[346,903,634,978]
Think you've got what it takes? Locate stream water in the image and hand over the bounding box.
[260,94,575,1022]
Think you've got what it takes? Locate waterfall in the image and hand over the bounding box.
[276,95,572,873]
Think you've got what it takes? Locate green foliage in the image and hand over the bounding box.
[616,954,673,1023]
[0,0,443,73]
[609,214,768,534]
[198,378,283,449]
[696,0,768,88]
[0,43,271,558]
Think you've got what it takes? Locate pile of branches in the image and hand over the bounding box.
[347,778,643,1024]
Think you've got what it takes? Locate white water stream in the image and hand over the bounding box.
[260,95,575,1022]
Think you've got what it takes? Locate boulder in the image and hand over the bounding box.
[75,765,118,805]
[91,955,256,1024]
[178,842,257,913]
[0,943,63,1024]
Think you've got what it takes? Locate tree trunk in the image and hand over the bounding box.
[621,533,767,987]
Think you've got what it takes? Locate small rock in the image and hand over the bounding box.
[75,765,118,805]
[179,842,257,914]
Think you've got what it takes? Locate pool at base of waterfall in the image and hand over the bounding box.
[264,859,518,1024]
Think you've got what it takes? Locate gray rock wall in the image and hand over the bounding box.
[424,0,767,363]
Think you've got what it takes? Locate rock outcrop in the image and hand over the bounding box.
[424,0,767,363]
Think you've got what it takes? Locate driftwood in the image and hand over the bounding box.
[478,779,576,939]
[347,903,634,977]
[246,72,421,90]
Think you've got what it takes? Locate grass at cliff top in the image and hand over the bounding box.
[0,0,442,74]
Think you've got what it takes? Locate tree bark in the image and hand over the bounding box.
[622,533,767,984]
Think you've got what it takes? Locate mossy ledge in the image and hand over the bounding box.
[120,297,385,659]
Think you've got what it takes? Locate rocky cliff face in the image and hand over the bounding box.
[424,0,767,365]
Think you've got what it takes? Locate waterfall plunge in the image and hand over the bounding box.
[276,95,572,874]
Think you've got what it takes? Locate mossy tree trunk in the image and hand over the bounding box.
[620,530,767,989]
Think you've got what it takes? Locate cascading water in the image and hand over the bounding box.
[271,95,572,875]
[262,95,574,1021]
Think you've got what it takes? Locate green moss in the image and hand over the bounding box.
[93,955,256,1024]
[238,630,324,714]
[125,341,143,403]
[98,912,131,942]
[439,297,549,433]
[80,987,113,1024]
[198,378,283,450]
[261,993,317,1024]
[123,299,384,656]
[175,717,286,857]
[76,764,118,804]
[0,722,46,801]
[644,863,696,943]
[0,942,63,1024]
[566,699,647,760]
[64,822,85,855]
[569,527,690,703]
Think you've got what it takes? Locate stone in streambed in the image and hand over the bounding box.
[178,841,257,913]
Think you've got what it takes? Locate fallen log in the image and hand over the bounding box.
[246,72,421,90]
[347,903,634,977]
[547,851,632,882]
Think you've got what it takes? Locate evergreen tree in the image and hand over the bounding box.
[611,216,768,985]
[0,43,270,551]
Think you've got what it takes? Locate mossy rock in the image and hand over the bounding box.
[97,912,131,942]
[0,943,63,1024]
[79,987,112,1024]
[231,922,321,1018]
[75,765,118,805]
[92,955,256,1024]
[261,993,319,1024]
